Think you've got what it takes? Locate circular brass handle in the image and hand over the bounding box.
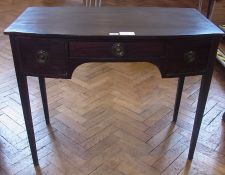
[184,51,196,64]
[36,50,48,64]
[112,43,125,57]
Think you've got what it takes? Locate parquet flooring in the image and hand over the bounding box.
[0,0,225,175]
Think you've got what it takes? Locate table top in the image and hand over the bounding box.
[4,7,224,38]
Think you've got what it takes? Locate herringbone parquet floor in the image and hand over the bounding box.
[0,0,225,175]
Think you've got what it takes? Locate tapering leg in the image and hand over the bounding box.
[173,76,185,122]
[16,75,39,165]
[188,73,213,160]
[39,77,50,125]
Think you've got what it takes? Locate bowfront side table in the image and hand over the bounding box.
[4,7,224,166]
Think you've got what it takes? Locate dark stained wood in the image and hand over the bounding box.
[0,0,225,174]
[16,36,68,77]
[173,76,185,122]
[12,35,217,78]
[38,77,50,125]
[9,34,39,166]
[4,6,224,166]
[161,38,211,76]
[4,7,224,37]
[15,74,39,166]
[188,37,220,159]
[69,40,165,58]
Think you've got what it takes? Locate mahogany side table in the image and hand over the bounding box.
[4,7,224,166]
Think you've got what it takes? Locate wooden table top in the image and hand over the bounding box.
[4,7,224,37]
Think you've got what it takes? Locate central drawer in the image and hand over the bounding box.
[69,40,166,59]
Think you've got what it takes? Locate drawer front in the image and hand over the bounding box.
[17,37,67,76]
[69,40,166,59]
[163,39,211,76]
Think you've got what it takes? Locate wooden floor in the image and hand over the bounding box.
[0,0,225,175]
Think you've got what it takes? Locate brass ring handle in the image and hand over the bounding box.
[36,50,48,64]
[184,51,196,64]
[112,43,125,57]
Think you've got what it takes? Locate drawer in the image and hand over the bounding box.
[167,39,210,59]
[163,39,211,76]
[69,40,166,59]
[17,37,67,77]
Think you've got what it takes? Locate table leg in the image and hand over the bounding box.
[188,73,213,160]
[16,75,39,165]
[39,77,50,125]
[173,76,185,122]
